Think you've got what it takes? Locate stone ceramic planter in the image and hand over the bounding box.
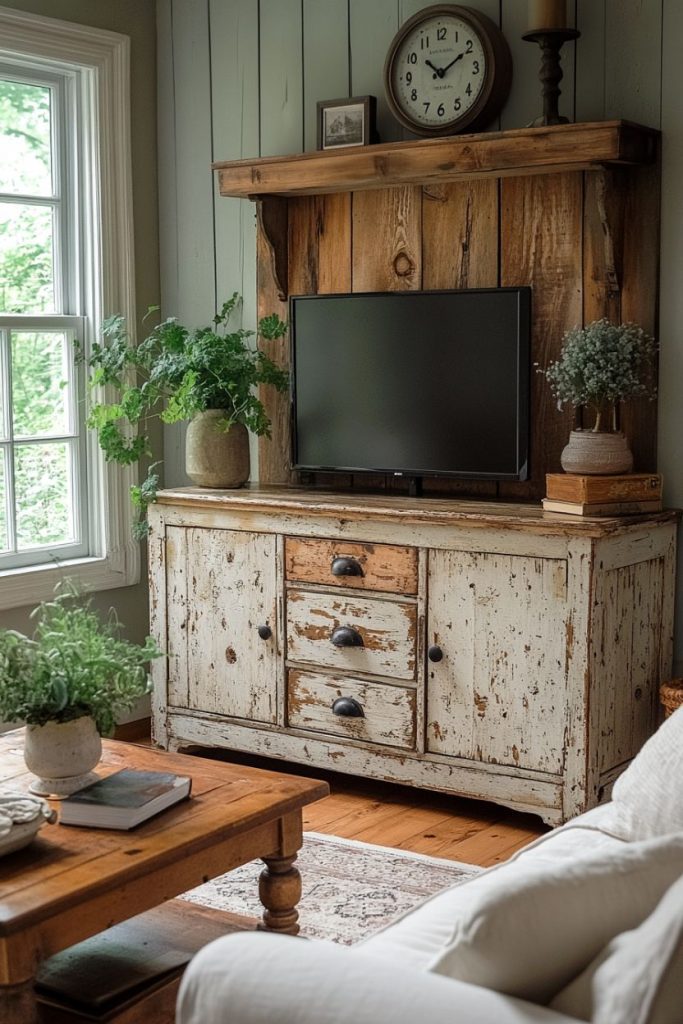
[24,715,102,797]
[185,411,249,488]
[560,430,634,475]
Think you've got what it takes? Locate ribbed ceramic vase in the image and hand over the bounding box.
[185,411,249,488]
[24,716,102,797]
[560,430,634,475]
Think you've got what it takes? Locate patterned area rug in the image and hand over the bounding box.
[180,831,481,945]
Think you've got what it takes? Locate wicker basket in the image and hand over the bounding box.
[660,679,683,718]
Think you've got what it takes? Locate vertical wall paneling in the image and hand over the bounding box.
[157,0,178,326]
[302,0,350,152]
[163,0,215,487]
[500,0,577,130]
[259,0,305,156]
[499,173,583,499]
[209,0,260,478]
[575,0,606,122]
[659,0,683,672]
[604,0,663,127]
[349,0,401,143]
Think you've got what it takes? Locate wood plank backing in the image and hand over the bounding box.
[499,172,583,500]
[352,186,422,292]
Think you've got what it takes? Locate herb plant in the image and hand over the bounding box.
[0,582,161,736]
[539,319,657,432]
[80,294,288,536]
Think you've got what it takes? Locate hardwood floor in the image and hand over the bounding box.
[182,742,548,868]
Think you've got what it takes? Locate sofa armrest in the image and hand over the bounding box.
[177,932,579,1024]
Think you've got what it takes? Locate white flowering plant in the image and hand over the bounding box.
[539,319,657,432]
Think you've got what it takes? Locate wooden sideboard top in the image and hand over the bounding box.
[155,486,679,538]
[213,121,658,199]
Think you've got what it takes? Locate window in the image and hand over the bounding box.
[0,8,139,609]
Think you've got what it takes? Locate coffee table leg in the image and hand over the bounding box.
[0,980,39,1024]
[258,811,303,935]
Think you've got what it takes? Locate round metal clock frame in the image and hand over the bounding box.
[383,4,512,137]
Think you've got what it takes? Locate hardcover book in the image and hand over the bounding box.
[59,769,192,830]
[545,473,662,504]
[542,498,663,517]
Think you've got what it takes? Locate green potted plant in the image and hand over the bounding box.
[81,294,288,536]
[0,583,160,796]
[538,319,657,474]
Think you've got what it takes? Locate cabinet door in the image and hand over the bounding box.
[427,550,569,774]
[165,527,278,723]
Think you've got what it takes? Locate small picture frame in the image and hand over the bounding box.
[317,96,377,151]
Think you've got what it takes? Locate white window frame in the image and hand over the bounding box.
[0,6,139,611]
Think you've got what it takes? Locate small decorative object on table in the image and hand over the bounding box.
[660,680,683,719]
[0,581,160,796]
[317,96,377,150]
[79,294,288,536]
[59,769,191,830]
[542,472,663,517]
[538,318,657,476]
[523,0,580,126]
[0,794,56,856]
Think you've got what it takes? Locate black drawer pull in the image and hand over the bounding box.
[332,696,365,718]
[257,625,272,640]
[428,645,443,663]
[331,626,364,648]
[331,556,364,578]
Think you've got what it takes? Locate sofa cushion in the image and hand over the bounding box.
[427,833,683,1004]
[550,870,683,1024]
[360,804,624,971]
[610,706,683,841]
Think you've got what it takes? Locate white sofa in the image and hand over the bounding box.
[177,710,683,1024]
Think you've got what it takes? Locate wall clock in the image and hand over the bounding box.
[384,4,512,136]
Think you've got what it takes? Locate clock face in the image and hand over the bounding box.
[384,5,512,137]
[390,12,487,130]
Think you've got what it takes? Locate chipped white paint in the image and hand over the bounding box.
[286,589,417,681]
[287,670,416,749]
[149,490,678,825]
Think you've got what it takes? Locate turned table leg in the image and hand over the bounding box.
[258,853,302,935]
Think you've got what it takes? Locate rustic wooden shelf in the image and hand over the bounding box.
[214,121,658,199]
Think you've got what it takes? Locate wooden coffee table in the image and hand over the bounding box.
[0,731,328,1023]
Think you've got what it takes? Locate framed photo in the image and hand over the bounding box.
[317,96,377,151]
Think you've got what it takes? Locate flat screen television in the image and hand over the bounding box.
[290,287,531,481]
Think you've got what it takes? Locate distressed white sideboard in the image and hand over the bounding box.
[149,488,678,825]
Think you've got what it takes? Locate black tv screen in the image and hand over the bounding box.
[291,288,530,480]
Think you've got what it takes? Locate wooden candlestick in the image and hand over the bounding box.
[522,27,580,126]
[528,0,567,31]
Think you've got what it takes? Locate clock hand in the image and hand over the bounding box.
[441,52,465,74]
[424,58,444,79]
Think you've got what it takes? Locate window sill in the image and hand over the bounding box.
[0,541,140,612]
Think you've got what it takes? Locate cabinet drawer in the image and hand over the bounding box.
[287,589,417,680]
[288,670,416,750]
[285,537,418,595]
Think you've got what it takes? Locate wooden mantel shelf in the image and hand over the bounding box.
[214,120,658,199]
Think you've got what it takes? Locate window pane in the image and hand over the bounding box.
[0,202,55,313]
[0,79,52,196]
[12,331,69,437]
[0,452,7,550]
[14,441,73,549]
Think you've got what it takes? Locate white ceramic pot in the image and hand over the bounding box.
[560,430,634,476]
[185,411,250,488]
[24,716,102,797]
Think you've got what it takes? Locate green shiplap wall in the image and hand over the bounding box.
[158,0,683,675]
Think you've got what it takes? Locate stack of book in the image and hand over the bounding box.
[543,473,663,517]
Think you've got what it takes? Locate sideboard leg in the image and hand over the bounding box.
[0,980,39,1023]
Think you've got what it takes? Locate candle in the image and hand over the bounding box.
[528,0,567,30]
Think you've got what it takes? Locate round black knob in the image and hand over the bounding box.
[330,626,364,648]
[428,645,443,663]
[331,556,364,578]
[257,625,272,640]
[331,696,365,718]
